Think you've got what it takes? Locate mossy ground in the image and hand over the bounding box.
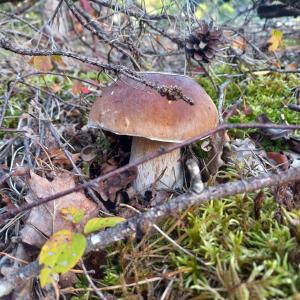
[1,67,300,299]
[68,69,300,299]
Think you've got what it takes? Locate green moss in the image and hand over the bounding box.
[198,70,300,124]
[96,66,300,297]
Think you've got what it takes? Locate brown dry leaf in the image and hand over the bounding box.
[20,171,98,248]
[231,36,246,53]
[50,148,80,168]
[0,192,15,210]
[272,61,281,69]
[79,0,96,16]
[41,147,80,168]
[96,167,137,202]
[74,21,84,33]
[101,159,119,174]
[285,63,298,71]
[50,83,62,93]
[256,114,292,140]
[223,30,233,38]
[267,152,289,170]
[29,56,53,72]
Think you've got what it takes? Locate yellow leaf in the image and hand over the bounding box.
[52,55,66,67]
[39,230,86,287]
[60,206,85,224]
[268,30,283,52]
[30,56,53,72]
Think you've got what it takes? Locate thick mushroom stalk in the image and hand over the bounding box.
[130,137,183,192]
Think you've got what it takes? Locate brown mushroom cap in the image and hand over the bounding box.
[88,72,218,143]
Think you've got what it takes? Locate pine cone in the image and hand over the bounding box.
[185,22,223,63]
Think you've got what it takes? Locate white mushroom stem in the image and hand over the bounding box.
[129,137,183,193]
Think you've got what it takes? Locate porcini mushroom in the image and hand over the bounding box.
[88,72,218,194]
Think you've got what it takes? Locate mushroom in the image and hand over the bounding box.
[88,72,218,194]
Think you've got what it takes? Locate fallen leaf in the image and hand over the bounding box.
[253,71,271,76]
[231,36,246,54]
[29,56,53,72]
[0,192,15,210]
[287,104,300,113]
[256,114,292,140]
[50,83,62,93]
[39,229,86,287]
[101,159,119,174]
[223,138,266,173]
[268,29,283,52]
[60,206,85,224]
[80,0,95,14]
[84,217,125,234]
[96,167,137,202]
[71,81,90,95]
[267,152,289,170]
[285,63,298,71]
[74,21,84,33]
[20,171,98,248]
[52,55,66,67]
[272,61,281,69]
[40,147,80,169]
[285,151,300,168]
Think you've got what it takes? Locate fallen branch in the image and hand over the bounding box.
[86,161,300,252]
[1,122,300,222]
[1,159,300,296]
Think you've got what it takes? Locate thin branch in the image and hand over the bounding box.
[0,167,29,186]
[89,0,176,21]
[217,79,231,123]
[0,37,193,104]
[63,0,142,70]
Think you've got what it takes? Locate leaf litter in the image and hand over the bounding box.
[20,171,98,248]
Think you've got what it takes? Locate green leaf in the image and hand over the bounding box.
[84,217,125,234]
[39,230,86,287]
[39,267,53,288]
[60,206,85,224]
